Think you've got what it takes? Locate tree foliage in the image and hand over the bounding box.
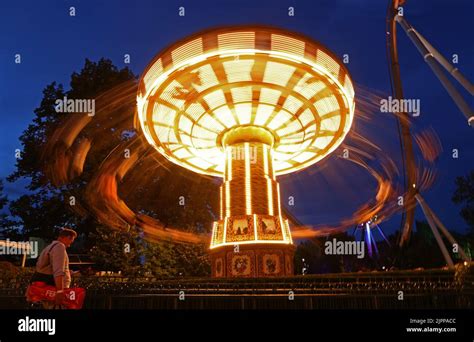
[0,179,17,237]
[88,225,210,277]
[6,58,214,276]
[7,59,135,239]
[452,170,474,234]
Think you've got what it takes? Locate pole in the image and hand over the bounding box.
[415,194,454,267]
[387,1,417,246]
[414,30,473,95]
[421,199,471,261]
[395,15,474,126]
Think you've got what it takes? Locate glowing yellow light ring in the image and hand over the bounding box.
[210,238,293,250]
[138,30,355,178]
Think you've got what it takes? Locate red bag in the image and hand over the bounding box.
[26,281,86,309]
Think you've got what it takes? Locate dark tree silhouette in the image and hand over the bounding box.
[5,58,214,276]
[452,170,474,234]
[8,59,135,239]
[0,179,16,237]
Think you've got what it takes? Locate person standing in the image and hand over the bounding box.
[30,228,77,306]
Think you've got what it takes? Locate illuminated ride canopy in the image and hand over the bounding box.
[137,26,355,277]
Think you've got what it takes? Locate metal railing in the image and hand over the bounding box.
[1,266,472,309]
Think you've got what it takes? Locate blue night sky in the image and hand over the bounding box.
[0,0,473,237]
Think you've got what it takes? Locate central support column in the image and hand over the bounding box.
[210,126,294,278]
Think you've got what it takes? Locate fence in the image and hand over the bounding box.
[0,266,472,309]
